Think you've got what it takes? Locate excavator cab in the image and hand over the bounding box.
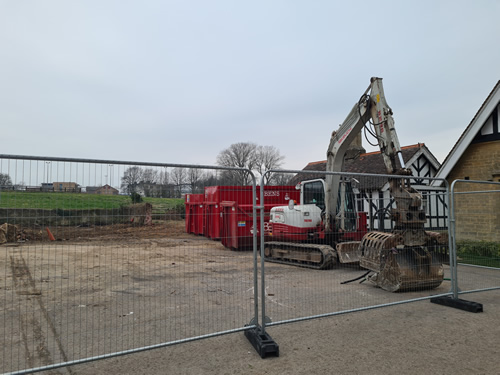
[301,178,358,233]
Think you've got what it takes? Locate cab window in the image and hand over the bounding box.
[303,181,325,210]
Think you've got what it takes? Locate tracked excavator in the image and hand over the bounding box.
[264,77,445,292]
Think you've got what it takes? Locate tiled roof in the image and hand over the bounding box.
[288,143,425,189]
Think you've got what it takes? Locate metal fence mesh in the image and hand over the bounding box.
[0,157,257,374]
[1,157,499,373]
[260,171,452,327]
[451,180,500,294]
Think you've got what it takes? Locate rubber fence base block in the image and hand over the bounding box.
[245,327,280,358]
[430,296,483,313]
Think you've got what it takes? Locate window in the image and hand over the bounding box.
[302,181,325,210]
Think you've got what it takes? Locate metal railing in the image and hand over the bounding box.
[449,179,500,297]
[0,154,259,374]
[1,154,498,373]
[258,169,454,332]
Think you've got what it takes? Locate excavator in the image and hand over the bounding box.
[264,77,445,292]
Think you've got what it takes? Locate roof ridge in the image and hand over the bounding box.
[360,143,423,157]
[305,143,424,166]
[307,160,327,166]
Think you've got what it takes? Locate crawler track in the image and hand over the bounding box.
[263,242,336,270]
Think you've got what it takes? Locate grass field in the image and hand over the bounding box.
[0,191,184,213]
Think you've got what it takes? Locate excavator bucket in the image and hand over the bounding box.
[359,231,444,292]
[336,241,362,264]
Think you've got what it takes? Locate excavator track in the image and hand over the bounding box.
[263,242,336,270]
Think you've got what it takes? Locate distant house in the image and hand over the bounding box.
[52,182,81,193]
[290,143,447,231]
[85,186,99,194]
[41,182,54,192]
[86,185,119,195]
[433,80,500,241]
[96,184,119,195]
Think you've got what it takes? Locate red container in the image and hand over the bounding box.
[185,185,300,250]
[203,202,220,239]
[220,201,253,250]
[219,186,300,250]
[204,186,254,240]
[184,194,204,234]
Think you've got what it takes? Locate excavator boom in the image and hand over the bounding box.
[325,77,407,233]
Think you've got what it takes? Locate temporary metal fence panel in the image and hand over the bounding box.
[259,170,452,329]
[0,155,259,374]
[450,179,500,296]
[3,154,499,372]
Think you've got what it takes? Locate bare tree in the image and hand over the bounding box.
[120,166,143,195]
[156,168,172,197]
[141,168,160,197]
[170,167,187,197]
[255,145,285,184]
[158,169,169,185]
[187,168,205,194]
[270,172,291,186]
[200,171,220,187]
[216,142,258,185]
[142,168,158,184]
[0,173,13,187]
[216,142,287,185]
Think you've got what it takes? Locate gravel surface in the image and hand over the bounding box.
[75,291,500,375]
[1,221,498,374]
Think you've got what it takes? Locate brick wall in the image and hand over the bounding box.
[447,141,500,241]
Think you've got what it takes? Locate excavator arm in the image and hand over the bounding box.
[323,77,444,291]
[324,77,422,235]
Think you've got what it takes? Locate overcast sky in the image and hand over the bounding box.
[1,1,499,171]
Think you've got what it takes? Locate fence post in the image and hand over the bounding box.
[430,179,484,312]
[244,172,280,358]
[450,180,459,299]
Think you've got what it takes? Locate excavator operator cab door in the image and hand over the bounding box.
[300,179,326,210]
[300,178,358,232]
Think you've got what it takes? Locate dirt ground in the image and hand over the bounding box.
[10,219,191,243]
[1,221,499,374]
